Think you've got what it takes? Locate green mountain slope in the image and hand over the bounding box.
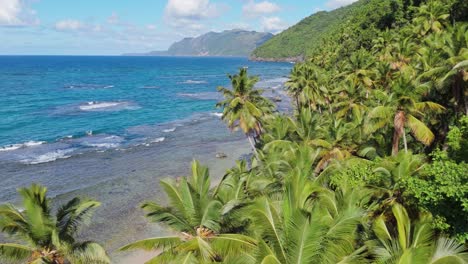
[124,29,273,57]
[167,29,273,57]
[251,0,406,61]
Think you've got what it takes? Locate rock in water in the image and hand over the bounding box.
[216,152,227,159]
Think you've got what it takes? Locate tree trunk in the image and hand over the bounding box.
[247,134,260,160]
[402,130,408,153]
[392,129,400,156]
[392,111,406,156]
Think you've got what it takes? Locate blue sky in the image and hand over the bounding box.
[0,0,357,55]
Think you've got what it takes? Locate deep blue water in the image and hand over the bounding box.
[0,56,291,164]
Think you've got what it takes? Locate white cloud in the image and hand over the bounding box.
[146,24,157,30]
[54,19,85,31]
[0,0,39,26]
[163,0,226,35]
[107,12,119,24]
[0,0,21,25]
[261,16,287,33]
[243,1,280,18]
[165,0,220,20]
[325,0,358,9]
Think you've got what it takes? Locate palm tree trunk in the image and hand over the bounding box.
[392,129,400,156]
[247,134,260,160]
[402,131,408,153]
[392,111,405,156]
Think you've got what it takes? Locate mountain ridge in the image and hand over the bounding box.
[123,29,273,57]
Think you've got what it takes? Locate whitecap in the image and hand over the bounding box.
[78,101,140,112]
[180,80,207,84]
[0,144,22,152]
[177,92,221,100]
[142,85,159,89]
[81,135,124,148]
[210,112,223,118]
[65,84,114,90]
[23,141,46,147]
[0,141,45,152]
[20,148,75,165]
[150,137,165,143]
[163,128,176,133]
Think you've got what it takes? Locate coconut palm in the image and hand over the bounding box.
[412,0,450,36]
[217,68,274,157]
[247,182,371,264]
[312,117,362,174]
[286,64,307,109]
[120,161,256,263]
[0,184,109,264]
[369,203,468,263]
[341,49,376,99]
[366,92,445,155]
[421,24,468,115]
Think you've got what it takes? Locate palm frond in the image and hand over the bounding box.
[119,236,181,251]
[68,241,110,264]
[406,114,435,145]
[430,237,468,264]
[0,243,33,262]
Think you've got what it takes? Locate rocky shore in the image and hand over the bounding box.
[249,54,305,63]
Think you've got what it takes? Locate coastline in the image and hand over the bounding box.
[249,54,305,63]
[48,118,251,263]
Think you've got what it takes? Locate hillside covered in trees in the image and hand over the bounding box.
[252,0,467,61]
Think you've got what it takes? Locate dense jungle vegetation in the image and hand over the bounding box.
[0,0,466,263]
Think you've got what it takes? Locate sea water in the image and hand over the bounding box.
[0,56,290,166]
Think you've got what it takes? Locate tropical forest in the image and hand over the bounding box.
[0,0,467,263]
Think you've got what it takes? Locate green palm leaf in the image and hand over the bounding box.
[0,243,33,262]
[406,114,435,145]
[119,236,181,251]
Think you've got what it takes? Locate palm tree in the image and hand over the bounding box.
[369,203,468,263]
[412,0,450,36]
[217,68,274,158]
[120,161,256,263]
[419,24,468,115]
[246,182,371,264]
[341,49,376,99]
[286,64,307,109]
[366,92,445,155]
[0,184,109,264]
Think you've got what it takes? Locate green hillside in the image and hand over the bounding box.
[251,0,410,60]
[167,29,273,57]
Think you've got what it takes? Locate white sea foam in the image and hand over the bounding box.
[0,141,45,152]
[177,92,221,100]
[163,128,176,133]
[150,137,165,143]
[20,148,75,165]
[65,84,114,89]
[79,102,121,111]
[78,101,140,112]
[23,141,46,147]
[210,112,223,118]
[181,80,207,84]
[142,85,159,89]
[81,135,123,148]
[0,144,22,152]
